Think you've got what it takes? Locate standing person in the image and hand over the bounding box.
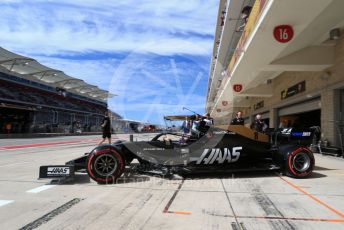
[180,117,191,144]
[250,114,267,132]
[203,113,214,126]
[181,117,191,134]
[98,111,112,145]
[237,6,252,31]
[231,111,244,125]
[279,119,287,129]
[190,114,201,137]
[5,123,12,134]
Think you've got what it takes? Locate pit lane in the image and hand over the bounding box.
[0,134,344,230]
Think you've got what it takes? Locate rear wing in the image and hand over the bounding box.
[277,128,314,146]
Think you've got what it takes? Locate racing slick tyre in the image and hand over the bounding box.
[285,147,314,178]
[87,148,125,184]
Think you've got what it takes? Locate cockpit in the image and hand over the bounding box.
[150,132,199,148]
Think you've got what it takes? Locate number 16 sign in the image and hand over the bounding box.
[273,25,293,43]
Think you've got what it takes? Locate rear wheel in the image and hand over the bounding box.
[285,147,314,178]
[87,148,125,183]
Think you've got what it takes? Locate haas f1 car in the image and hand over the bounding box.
[39,124,315,183]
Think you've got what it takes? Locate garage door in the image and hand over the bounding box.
[278,98,321,116]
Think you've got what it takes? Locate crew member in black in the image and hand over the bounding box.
[98,111,112,145]
[231,111,244,125]
[250,114,267,132]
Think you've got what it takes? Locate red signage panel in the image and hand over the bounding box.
[233,84,243,92]
[273,25,293,43]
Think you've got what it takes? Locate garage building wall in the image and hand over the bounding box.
[245,35,344,146]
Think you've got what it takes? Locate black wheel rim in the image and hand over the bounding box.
[94,153,118,177]
[292,152,311,172]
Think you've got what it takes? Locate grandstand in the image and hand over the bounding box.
[0,47,120,134]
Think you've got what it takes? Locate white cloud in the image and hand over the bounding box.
[107,53,208,123]
[0,0,217,123]
[0,0,217,56]
[34,53,209,120]
[33,56,120,89]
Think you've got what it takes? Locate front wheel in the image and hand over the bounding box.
[87,148,125,183]
[285,147,314,178]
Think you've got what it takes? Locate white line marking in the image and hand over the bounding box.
[0,200,14,207]
[26,185,56,194]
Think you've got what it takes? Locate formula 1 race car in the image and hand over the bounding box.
[39,122,315,183]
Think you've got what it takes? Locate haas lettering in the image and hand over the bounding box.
[196,147,242,165]
[52,168,68,174]
[48,167,69,175]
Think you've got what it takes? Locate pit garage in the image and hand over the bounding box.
[206,0,344,156]
[0,104,34,134]
[278,98,321,129]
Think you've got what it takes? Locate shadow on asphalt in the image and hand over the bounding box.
[308,171,327,179]
[314,166,338,171]
[182,170,327,180]
[50,170,151,185]
[49,168,327,185]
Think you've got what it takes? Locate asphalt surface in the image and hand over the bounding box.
[0,134,344,230]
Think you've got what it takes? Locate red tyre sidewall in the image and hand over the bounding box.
[87,148,125,183]
[287,147,314,178]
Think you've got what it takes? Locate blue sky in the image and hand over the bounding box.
[0,0,218,124]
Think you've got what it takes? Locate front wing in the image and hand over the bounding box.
[39,165,75,178]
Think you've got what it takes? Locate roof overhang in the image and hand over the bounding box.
[207,0,254,108]
[209,0,344,118]
[0,47,115,102]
